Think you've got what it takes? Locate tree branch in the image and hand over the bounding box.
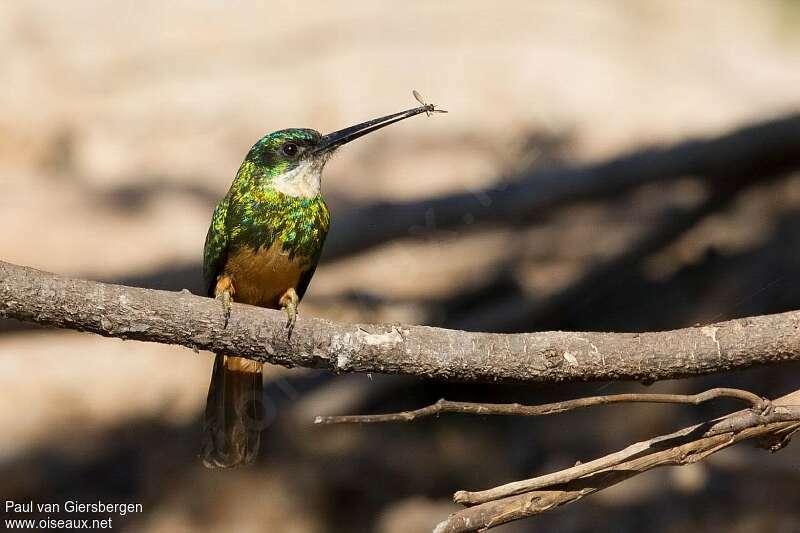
[313,388,768,424]
[3,259,800,384]
[434,389,800,533]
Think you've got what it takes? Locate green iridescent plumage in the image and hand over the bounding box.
[203,129,330,297]
[201,101,440,469]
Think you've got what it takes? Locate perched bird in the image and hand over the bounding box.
[201,99,444,468]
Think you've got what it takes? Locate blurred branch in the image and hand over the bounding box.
[313,388,768,424]
[325,114,800,261]
[4,260,800,384]
[448,182,742,332]
[434,389,800,532]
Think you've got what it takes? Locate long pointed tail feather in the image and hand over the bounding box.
[201,354,264,468]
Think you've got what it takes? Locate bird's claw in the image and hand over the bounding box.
[284,305,297,339]
[280,288,299,340]
[216,290,232,329]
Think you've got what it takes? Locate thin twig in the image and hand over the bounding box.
[434,390,800,532]
[314,388,768,425]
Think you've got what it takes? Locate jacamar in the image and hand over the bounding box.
[201,99,443,468]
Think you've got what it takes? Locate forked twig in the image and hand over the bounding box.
[315,387,797,532]
[431,390,800,532]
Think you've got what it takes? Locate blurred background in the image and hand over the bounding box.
[2,1,800,532]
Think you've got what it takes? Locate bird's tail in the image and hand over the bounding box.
[201,353,264,468]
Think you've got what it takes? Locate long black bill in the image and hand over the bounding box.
[314,104,445,154]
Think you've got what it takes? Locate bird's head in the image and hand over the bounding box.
[240,103,442,198]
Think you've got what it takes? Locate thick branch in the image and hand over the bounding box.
[434,390,800,533]
[3,260,800,384]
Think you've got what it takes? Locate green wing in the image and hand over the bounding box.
[203,196,230,296]
[296,260,319,302]
[296,201,330,301]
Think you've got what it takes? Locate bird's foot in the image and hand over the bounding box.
[216,290,233,328]
[279,288,299,339]
[214,276,236,329]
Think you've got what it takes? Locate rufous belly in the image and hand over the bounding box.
[222,241,306,308]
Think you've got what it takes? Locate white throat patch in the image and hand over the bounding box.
[272,159,324,198]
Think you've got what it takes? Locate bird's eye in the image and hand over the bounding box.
[281,142,299,157]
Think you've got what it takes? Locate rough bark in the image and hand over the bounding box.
[3,260,800,384]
